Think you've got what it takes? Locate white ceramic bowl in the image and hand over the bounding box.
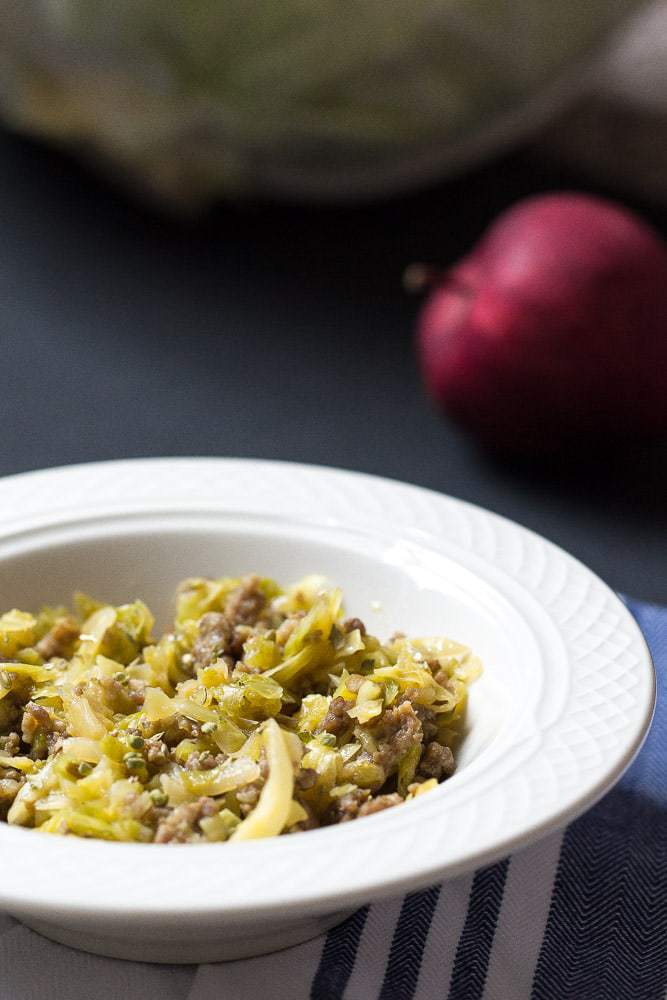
[0,458,654,963]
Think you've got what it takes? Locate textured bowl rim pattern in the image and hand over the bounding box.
[0,458,655,923]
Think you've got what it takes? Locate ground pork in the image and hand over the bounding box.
[0,765,22,782]
[372,701,423,774]
[224,575,266,627]
[45,730,66,756]
[326,789,402,822]
[236,782,262,816]
[192,612,234,668]
[35,618,80,660]
[229,624,253,661]
[275,612,304,646]
[98,677,140,715]
[161,715,201,745]
[154,797,218,843]
[235,751,268,816]
[429,664,457,694]
[398,692,438,742]
[415,708,438,743]
[184,751,227,771]
[232,657,261,677]
[0,697,20,732]
[358,793,403,817]
[328,787,370,823]
[316,696,353,739]
[20,701,52,744]
[127,679,147,707]
[0,776,23,817]
[144,735,170,768]
[21,704,66,759]
[0,732,20,756]
[294,767,318,791]
[418,741,455,780]
[343,617,366,636]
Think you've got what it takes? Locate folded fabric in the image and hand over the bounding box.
[0,597,664,1000]
[539,0,667,206]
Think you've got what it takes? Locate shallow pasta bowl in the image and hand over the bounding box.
[0,458,655,963]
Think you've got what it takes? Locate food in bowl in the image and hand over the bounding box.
[0,573,480,843]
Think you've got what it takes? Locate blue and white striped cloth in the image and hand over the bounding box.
[1,597,664,1000]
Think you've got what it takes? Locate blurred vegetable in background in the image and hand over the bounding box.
[0,0,642,209]
[412,193,667,453]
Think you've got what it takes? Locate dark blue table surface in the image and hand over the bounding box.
[0,129,665,603]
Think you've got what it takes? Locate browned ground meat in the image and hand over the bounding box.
[154,797,218,843]
[161,715,202,745]
[0,775,23,817]
[418,741,455,780]
[236,782,261,816]
[358,793,403,817]
[35,618,80,660]
[275,611,304,646]
[99,677,140,715]
[192,612,234,668]
[21,701,66,759]
[317,696,352,738]
[232,656,261,676]
[328,787,371,822]
[235,750,268,816]
[408,699,439,742]
[417,711,438,743]
[185,751,226,771]
[230,624,253,661]
[0,732,20,756]
[343,617,366,635]
[397,689,438,740]
[20,701,52,744]
[373,701,423,774]
[294,767,318,791]
[45,730,66,756]
[144,735,170,768]
[430,664,457,694]
[328,789,403,822]
[127,679,147,706]
[0,698,20,732]
[224,575,266,627]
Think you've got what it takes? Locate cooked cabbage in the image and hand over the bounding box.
[0,573,480,842]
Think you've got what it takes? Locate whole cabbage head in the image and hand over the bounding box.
[0,0,644,209]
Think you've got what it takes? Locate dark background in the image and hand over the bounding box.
[0,129,665,604]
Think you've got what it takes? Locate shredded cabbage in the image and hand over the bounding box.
[0,573,480,842]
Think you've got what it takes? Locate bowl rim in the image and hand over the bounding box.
[0,457,655,922]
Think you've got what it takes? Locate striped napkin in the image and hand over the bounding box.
[0,597,664,1000]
